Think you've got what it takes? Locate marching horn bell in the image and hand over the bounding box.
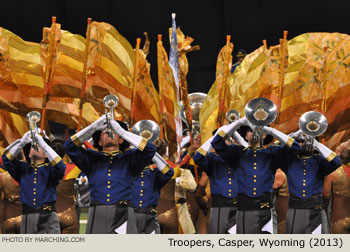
[245,98,277,127]
[132,120,160,143]
[299,111,328,137]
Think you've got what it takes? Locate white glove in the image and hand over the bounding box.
[35,133,62,165]
[233,131,248,148]
[152,152,171,174]
[71,115,107,146]
[217,117,248,138]
[110,120,148,151]
[4,131,32,160]
[313,139,337,161]
[263,126,293,147]
[289,129,302,139]
[197,135,214,156]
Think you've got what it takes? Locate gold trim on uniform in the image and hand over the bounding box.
[138,138,148,151]
[218,130,227,138]
[161,165,171,175]
[286,137,294,148]
[71,134,82,147]
[51,156,62,166]
[326,152,336,162]
[197,147,208,156]
[4,150,15,161]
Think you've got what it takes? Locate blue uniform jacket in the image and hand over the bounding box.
[211,134,301,197]
[2,154,65,207]
[64,139,156,204]
[193,152,237,198]
[280,151,341,199]
[132,165,173,208]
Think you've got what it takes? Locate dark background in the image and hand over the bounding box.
[1,0,350,94]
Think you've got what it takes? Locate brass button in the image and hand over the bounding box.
[302,190,305,193]
[140,194,143,196]
[33,198,36,201]
[253,192,256,195]
[253,188,256,191]
[254,154,257,157]
[254,175,257,178]
[254,163,257,165]
[140,190,143,192]
[107,194,110,197]
[228,189,231,192]
[303,183,306,186]
[228,171,231,174]
[229,178,231,181]
[108,169,111,172]
[303,169,306,172]
[34,172,37,174]
[34,169,37,171]
[107,181,111,184]
[109,161,112,164]
[254,150,256,153]
[141,175,144,178]
[107,185,111,189]
[303,179,306,182]
[33,202,36,206]
[33,188,36,191]
[108,173,111,176]
[228,193,232,196]
[254,180,256,183]
[34,178,37,180]
[254,167,257,170]
[33,192,36,195]
[34,181,37,184]
[106,199,110,202]
[302,194,306,197]
[139,204,142,207]
[229,182,232,185]
[140,200,143,203]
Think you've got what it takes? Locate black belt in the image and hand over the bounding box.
[237,193,272,210]
[22,202,56,214]
[211,194,238,208]
[90,200,132,208]
[134,206,157,215]
[177,198,186,204]
[289,194,323,210]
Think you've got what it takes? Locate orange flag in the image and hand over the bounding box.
[130,43,160,126]
[0,111,28,148]
[83,21,135,121]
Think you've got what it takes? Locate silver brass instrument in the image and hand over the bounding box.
[226,109,240,124]
[245,98,277,144]
[299,111,328,152]
[132,120,160,143]
[103,94,119,139]
[180,92,207,134]
[26,111,41,151]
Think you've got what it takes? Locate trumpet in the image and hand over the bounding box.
[226,109,240,124]
[299,111,328,152]
[132,120,160,143]
[245,98,277,144]
[26,111,41,151]
[103,94,119,139]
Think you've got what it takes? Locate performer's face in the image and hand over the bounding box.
[245,130,266,145]
[29,146,46,161]
[193,134,201,148]
[99,129,124,151]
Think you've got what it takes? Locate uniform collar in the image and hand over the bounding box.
[245,145,264,150]
[30,161,48,168]
[102,150,122,156]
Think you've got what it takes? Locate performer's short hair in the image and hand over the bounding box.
[51,139,65,158]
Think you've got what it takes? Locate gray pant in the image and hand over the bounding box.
[21,212,60,234]
[86,205,137,234]
[134,212,160,234]
[236,209,273,234]
[209,207,237,234]
[285,208,330,234]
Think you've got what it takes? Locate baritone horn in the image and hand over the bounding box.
[26,111,41,152]
[180,92,207,134]
[132,120,160,143]
[103,94,119,139]
[299,111,328,151]
[245,98,277,144]
[226,110,240,123]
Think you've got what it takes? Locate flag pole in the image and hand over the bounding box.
[321,46,328,145]
[130,38,141,130]
[276,30,288,128]
[40,16,58,134]
[78,17,92,131]
[157,34,165,141]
